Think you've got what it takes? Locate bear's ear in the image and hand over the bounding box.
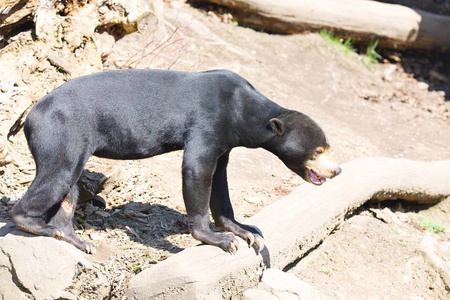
[269,118,285,136]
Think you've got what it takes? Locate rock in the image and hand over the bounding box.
[357,89,380,103]
[94,30,116,57]
[97,167,124,196]
[77,170,108,203]
[417,82,429,91]
[47,53,73,75]
[123,202,152,217]
[259,268,330,299]
[0,251,29,300]
[243,288,278,300]
[92,195,107,208]
[95,210,111,218]
[0,222,90,300]
[429,69,446,82]
[370,207,402,225]
[382,64,397,82]
[83,202,96,216]
[419,236,450,288]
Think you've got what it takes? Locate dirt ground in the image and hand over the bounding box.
[290,198,450,299]
[0,1,449,299]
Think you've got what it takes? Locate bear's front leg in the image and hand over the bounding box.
[209,151,265,253]
[182,149,240,253]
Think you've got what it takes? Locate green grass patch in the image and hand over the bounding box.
[361,40,383,70]
[319,30,382,70]
[319,30,355,57]
[418,216,446,233]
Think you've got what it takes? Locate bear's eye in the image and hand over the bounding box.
[315,149,324,155]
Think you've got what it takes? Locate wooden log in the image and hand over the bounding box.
[126,158,450,299]
[190,0,450,52]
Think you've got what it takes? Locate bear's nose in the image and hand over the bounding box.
[332,166,342,177]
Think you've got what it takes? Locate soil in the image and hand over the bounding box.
[0,1,449,299]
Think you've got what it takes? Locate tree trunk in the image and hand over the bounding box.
[191,0,450,52]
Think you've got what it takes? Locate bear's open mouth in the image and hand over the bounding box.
[309,169,326,185]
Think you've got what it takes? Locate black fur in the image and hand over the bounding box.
[10,69,333,253]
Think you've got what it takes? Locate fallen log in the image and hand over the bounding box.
[190,0,450,52]
[126,157,450,299]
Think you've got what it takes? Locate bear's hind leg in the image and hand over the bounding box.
[9,174,72,239]
[47,185,96,254]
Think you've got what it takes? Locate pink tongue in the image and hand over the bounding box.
[309,170,326,185]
